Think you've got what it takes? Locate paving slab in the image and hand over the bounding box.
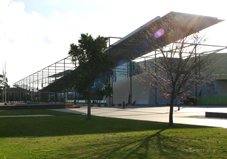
[55,106,227,128]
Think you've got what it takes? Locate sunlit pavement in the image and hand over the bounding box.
[57,106,227,128]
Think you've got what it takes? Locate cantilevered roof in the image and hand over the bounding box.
[39,11,222,92]
[107,11,222,62]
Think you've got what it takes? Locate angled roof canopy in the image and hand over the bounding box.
[107,11,222,62]
[18,11,223,92]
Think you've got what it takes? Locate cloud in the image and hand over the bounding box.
[0,0,120,86]
[1,0,226,86]
[0,1,80,85]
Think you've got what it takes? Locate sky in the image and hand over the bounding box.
[0,0,227,86]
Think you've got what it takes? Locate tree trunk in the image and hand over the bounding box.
[87,99,91,120]
[169,95,174,127]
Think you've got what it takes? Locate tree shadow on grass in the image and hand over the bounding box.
[101,128,167,159]
[0,112,205,138]
[60,127,206,159]
[96,129,207,159]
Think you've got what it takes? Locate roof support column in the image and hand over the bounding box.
[129,60,132,105]
[194,44,198,103]
[155,50,158,105]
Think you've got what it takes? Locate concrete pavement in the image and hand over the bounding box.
[55,106,227,128]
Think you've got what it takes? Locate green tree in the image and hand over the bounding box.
[0,73,9,104]
[69,33,113,119]
[0,74,3,102]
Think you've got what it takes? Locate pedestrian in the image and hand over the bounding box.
[123,101,125,109]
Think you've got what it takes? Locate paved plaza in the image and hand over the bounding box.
[56,106,227,128]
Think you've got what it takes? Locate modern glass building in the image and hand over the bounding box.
[12,11,227,105]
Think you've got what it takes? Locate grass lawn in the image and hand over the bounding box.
[0,109,226,159]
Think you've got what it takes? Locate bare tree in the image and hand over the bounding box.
[137,34,215,127]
